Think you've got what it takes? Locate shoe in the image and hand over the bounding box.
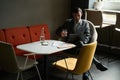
[96,63,108,71]
[83,73,89,80]
[83,75,89,80]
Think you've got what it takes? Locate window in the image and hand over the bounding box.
[103,0,120,2]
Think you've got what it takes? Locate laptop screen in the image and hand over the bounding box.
[67,34,80,43]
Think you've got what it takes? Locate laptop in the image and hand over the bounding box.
[67,34,80,43]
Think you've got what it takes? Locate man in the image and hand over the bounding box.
[56,7,108,80]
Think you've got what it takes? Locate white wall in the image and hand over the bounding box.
[0,0,71,39]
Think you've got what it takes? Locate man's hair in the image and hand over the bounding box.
[72,7,82,13]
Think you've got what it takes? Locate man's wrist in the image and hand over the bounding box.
[80,41,84,46]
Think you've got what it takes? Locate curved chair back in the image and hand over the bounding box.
[112,13,120,47]
[85,9,103,28]
[88,20,98,42]
[115,13,120,28]
[0,41,19,73]
[73,41,97,74]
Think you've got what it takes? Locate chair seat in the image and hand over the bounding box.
[17,56,38,70]
[53,58,77,71]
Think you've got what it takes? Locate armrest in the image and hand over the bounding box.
[115,28,120,32]
[23,53,37,68]
[23,53,36,62]
[23,53,35,56]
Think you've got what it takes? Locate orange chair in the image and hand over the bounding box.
[28,24,50,42]
[4,27,31,56]
[0,29,6,42]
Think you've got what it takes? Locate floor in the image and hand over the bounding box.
[0,50,120,80]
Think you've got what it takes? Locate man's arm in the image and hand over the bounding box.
[83,22,91,44]
[77,21,91,46]
[56,24,65,37]
[56,19,72,37]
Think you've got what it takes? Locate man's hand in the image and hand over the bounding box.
[61,29,68,37]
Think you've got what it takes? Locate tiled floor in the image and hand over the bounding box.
[0,51,120,80]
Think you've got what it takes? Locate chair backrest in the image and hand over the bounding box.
[111,13,120,47]
[115,13,120,28]
[73,41,97,74]
[85,9,103,28]
[88,20,98,42]
[0,41,19,73]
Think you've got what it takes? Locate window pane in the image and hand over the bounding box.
[103,0,120,2]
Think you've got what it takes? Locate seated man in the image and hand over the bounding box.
[56,7,108,80]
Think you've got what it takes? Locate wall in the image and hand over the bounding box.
[0,0,71,39]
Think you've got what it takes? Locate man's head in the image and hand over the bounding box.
[72,7,83,23]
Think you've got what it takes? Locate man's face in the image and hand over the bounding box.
[73,12,82,23]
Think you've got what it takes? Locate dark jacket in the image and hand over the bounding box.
[56,19,90,47]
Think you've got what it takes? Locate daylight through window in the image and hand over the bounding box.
[103,0,120,2]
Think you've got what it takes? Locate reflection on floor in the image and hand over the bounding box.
[0,51,120,80]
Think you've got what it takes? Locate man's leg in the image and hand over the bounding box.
[83,72,89,80]
[64,48,108,71]
[93,57,108,71]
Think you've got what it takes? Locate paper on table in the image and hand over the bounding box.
[52,41,75,48]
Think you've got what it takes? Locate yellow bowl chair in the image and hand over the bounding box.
[53,41,97,80]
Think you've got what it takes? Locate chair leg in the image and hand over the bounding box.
[17,72,20,80]
[72,73,75,80]
[17,72,23,80]
[64,72,69,80]
[20,72,23,80]
[35,65,42,80]
[88,71,93,80]
[64,72,75,80]
[64,59,69,80]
